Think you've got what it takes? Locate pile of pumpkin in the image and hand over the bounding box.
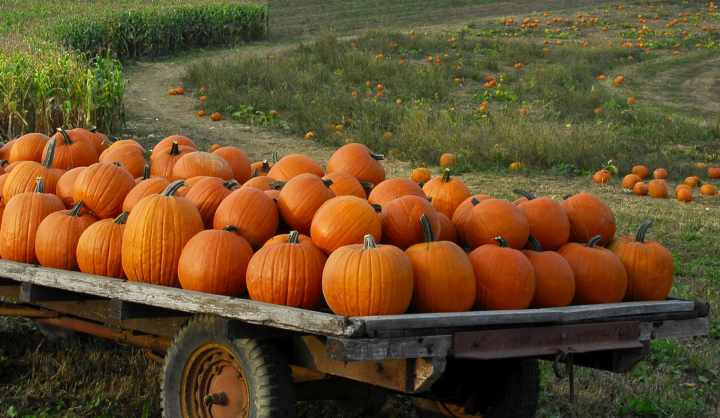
[0,130,675,316]
[593,164,719,201]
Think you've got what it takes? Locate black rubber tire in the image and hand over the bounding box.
[161,316,296,418]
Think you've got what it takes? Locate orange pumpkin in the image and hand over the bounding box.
[708,167,720,179]
[559,235,627,304]
[592,169,611,184]
[322,234,414,316]
[464,198,530,250]
[633,181,648,196]
[653,168,668,179]
[185,177,239,227]
[561,193,616,246]
[150,141,194,178]
[514,190,570,251]
[405,215,476,313]
[523,236,575,308]
[151,135,196,160]
[122,181,204,287]
[422,169,471,218]
[367,178,426,206]
[609,220,673,301]
[0,139,17,161]
[55,166,86,208]
[73,162,135,218]
[322,172,366,198]
[9,132,49,163]
[439,153,456,168]
[469,237,536,310]
[268,154,323,181]
[171,151,234,180]
[35,202,97,269]
[76,212,128,278]
[213,146,252,183]
[3,138,63,203]
[648,179,668,198]
[310,196,381,253]
[44,128,98,169]
[676,186,693,202]
[683,176,701,187]
[622,174,641,190]
[410,167,432,185]
[326,143,385,185]
[700,183,717,196]
[178,227,254,296]
[122,177,170,213]
[451,194,492,246]
[380,195,439,249]
[250,159,272,177]
[213,186,279,248]
[242,175,281,191]
[631,165,649,179]
[435,212,456,242]
[247,231,326,308]
[277,173,335,234]
[99,142,145,178]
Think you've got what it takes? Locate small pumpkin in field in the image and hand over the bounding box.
[469,237,535,310]
[622,174,641,190]
[653,168,668,179]
[381,195,439,249]
[3,138,63,203]
[514,190,570,251]
[178,226,254,296]
[523,236,575,308]
[633,181,648,196]
[592,169,611,184]
[406,215,476,313]
[76,212,128,278]
[439,153,456,168]
[250,159,273,177]
[631,165,649,179]
[213,146,252,183]
[247,231,327,309]
[171,151,234,180]
[185,177,239,227]
[464,198,530,250]
[9,133,49,163]
[676,186,693,202]
[410,167,432,185]
[210,112,223,121]
[707,167,720,179]
[422,169,471,218]
[323,172,367,198]
[268,154,324,181]
[326,143,385,185]
[559,235,627,304]
[648,179,668,198]
[277,173,335,234]
[0,178,65,263]
[610,220,673,301]
[150,141,194,178]
[122,181,204,287]
[310,196,381,253]
[55,167,86,208]
[562,193,616,246]
[684,176,701,187]
[368,178,425,206]
[214,186,279,249]
[451,194,493,246]
[35,202,97,270]
[700,183,717,196]
[122,176,170,213]
[73,162,135,218]
[45,128,98,170]
[323,234,414,316]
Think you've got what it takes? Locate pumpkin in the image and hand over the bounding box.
[178,226,254,296]
[64,127,104,154]
[76,212,128,278]
[676,186,692,202]
[210,112,223,121]
[708,167,720,179]
[439,153,456,168]
[0,178,64,263]
[90,128,110,153]
[184,177,239,227]
[250,160,272,177]
[464,198,530,250]
[367,178,425,206]
[171,151,233,180]
[247,231,326,308]
[108,139,145,154]
[410,167,432,185]
[322,234,414,316]
[150,141,194,178]
[122,180,204,287]
[268,154,323,181]
[609,220,673,301]
[35,202,97,269]
[323,172,366,198]
[523,236,575,308]
[648,179,668,198]
[451,194,493,246]
[435,212,456,242]
[405,215,476,312]
[213,186,279,248]
[653,168,668,179]
[44,128,98,169]
[310,196,381,253]
[9,132,49,163]
[468,237,536,310]
[122,176,170,213]
[422,169,471,218]
[683,176,701,187]
[242,176,282,192]
[99,142,145,178]
[0,173,7,200]
[700,183,717,196]
[277,173,335,234]
[559,235,628,304]
[55,166,86,208]
[622,174,641,189]
[631,165,649,179]
[213,146,252,183]
[151,135,196,160]
[3,138,63,203]
[73,162,135,218]
[0,139,16,160]
[561,193,616,246]
[514,190,570,251]
[633,181,648,196]
[592,169,611,184]
[380,195,439,249]
[326,143,385,185]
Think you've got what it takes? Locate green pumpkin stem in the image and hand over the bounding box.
[370,203,382,213]
[57,127,73,144]
[224,179,240,190]
[370,152,384,161]
[34,176,45,193]
[42,137,57,168]
[169,141,180,156]
[527,235,544,251]
[142,164,150,179]
[288,230,300,244]
[68,201,84,217]
[441,168,451,182]
[514,189,536,200]
[114,212,129,224]
[223,225,238,233]
[587,235,603,247]
[635,219,653,243]
[271,151,279,163]
[162,180,185,196]
[494,236,509,247]
[363,234,377,249]
[419,214,435,243]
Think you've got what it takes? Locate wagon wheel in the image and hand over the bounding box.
[161,316,296,418]
[414,359,539,418]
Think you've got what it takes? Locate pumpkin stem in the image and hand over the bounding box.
[90,126,97,133]
[162,180,185,196]
[587,235,603,247]
[223,179,240,190]
[527,235,544,251]
[223,225,239,233]
[370,152,384,161]
[322,178,333,187]
[68,201,84,217]
[370,203,382,213]
[363,234,377,249]
[271,151,279,163]
[441,168,452,182]
[419,214,435,243]
[169,141,181,156]
[288,230,300,244]
[57,127,73,144]
[494,236,509,247]
[361,181,374,193]
[563,193,574,200]
[142,163,150,179]
[42,137,57,168]
[34,176,45,193]
[471,197,481,206]
[270,180,285,190]
[0,160,8,168]
[114,212,129,224]
[513,189,536,200]
[635,219,653,243]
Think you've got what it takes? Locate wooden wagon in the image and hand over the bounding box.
[0,260,709,417]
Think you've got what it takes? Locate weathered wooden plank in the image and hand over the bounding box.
[20,283,99,302]
[109,300,189,320]
[326,335,451,361]
[640,318,709,341]
[0,260,359,337]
